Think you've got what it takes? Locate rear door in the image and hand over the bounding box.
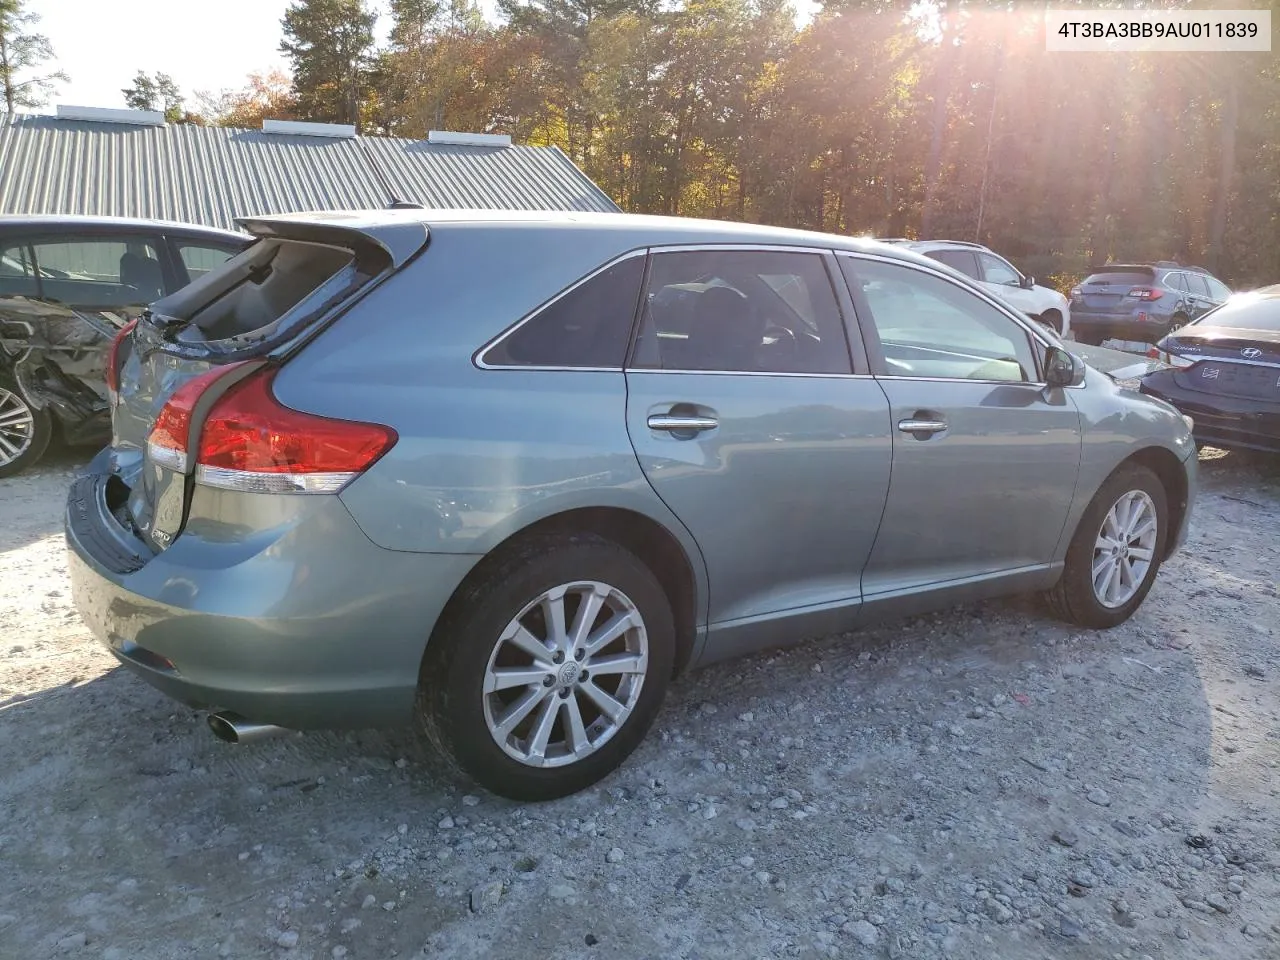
[838,254,1082,602]
[624,246,892,657]
[110,218,428,552]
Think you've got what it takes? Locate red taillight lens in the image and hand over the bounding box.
[146,362,251,472]
[194,369,397,494]
[1125,287,1163,301]
[105,318,140,398]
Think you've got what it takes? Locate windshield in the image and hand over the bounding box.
[1190,294,1280,333]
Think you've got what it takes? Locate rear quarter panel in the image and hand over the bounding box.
[269,221,709,598]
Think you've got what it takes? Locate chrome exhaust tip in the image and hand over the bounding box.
[207,711,288,744]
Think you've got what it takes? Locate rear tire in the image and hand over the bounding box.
[0,376,52,479]
[418,532,675,801]
[1045,463,1168,629]
[1041,309,1064,334]
[1169,313,1189,334]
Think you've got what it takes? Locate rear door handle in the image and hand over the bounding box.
[648,414,719,433]
[897,418,947,435]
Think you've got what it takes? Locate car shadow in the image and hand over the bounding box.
[1,584,1234,958]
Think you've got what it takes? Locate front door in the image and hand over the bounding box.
[838,255,1083,599]
[624,247,893,658]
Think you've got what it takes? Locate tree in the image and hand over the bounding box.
[280,0,377,129]
[0,0,67,114]
[196,69,297,129]
[121,70,192,122]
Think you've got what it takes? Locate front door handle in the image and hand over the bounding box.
[897,418,947,435]
[648,414,719,433]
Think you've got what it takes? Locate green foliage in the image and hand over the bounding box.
[0,0,66,113]
[121,71,199,124]
[269,0,1280,285]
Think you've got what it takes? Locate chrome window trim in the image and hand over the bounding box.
[473,247,648,371]
[833,250,1079,387]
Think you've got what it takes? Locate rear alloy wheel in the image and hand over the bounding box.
[1169,312,1189,333]
[419,533,674,800]
[1045,464,1168,628]
[0,378,52,479]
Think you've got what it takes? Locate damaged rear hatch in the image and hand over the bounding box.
[100,213,428,557]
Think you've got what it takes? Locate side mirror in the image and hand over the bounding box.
[1020,275,1035,289]
[1045,345,1085,388]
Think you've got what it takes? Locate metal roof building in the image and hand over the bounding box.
[0,109,620,230]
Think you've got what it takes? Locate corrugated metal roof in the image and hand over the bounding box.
[0,114,619,231]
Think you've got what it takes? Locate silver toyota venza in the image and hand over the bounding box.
[67,210,1197,800]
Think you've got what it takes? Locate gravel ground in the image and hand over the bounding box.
[2,444,1279,960]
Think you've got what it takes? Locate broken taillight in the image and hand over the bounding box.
[104,318,140,400]
[145,362,252,472]
[193,368,396,494]
[1125,287,1163,301]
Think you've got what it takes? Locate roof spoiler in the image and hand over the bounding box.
[234,215,429,269]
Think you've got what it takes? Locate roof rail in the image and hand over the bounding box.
[925,239,987,249]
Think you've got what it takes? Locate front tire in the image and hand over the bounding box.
[0,376,52,479]
[418,533,675,801]
[1045,463,1168,629]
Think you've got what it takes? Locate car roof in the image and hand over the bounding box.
[0,214,249,242]
[240,208,950,268]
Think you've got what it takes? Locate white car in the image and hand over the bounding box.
[882,239,1072,339]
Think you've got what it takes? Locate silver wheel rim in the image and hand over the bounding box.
[0,387,35,466]
[483,580,648,768]
[1092,490,1158,608]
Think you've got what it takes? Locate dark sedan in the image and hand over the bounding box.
[0,216,251,477]
[1140,285,1280,453]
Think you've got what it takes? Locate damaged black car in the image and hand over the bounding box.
[0,216,250,476]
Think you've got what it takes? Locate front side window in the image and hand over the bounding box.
[31,237,165,305]
[978,253,1020,286]
[483,255,645,368]
[842,257,1038,383]
[176,242,241,282]
[926,249,980,280]
[630,249,851,374]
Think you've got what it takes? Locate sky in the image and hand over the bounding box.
[27,0,819,114]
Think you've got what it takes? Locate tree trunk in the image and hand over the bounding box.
[921,45,954,237]
[1207,68,1238,273]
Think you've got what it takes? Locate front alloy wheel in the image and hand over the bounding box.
[1091,491,1158,608]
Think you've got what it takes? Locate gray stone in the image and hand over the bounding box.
[332,948,349,959]
[986,901,1014,923]
[1053,828,1079,848]
[276,931,299,950]
[56,933,87,952]
[1206,893,1232,914]
[1175,925,1190,940]
[844,920,879,947]
[1087,789,1112,807]
[548,883,577,900]
[339,918,361,934]
[470,880,503,913]
[1058,917,1083,939]
[606,847,625,864]
[360,895,377,909]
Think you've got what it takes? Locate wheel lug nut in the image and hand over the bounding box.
[553,651,564,664]
[579,671,589,682]
[558,688,570,699]
[543,676,555,687]
[574,649,584,661]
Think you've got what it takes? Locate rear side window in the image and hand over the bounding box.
[1185,274,1211,297]
[1205,277,1231,301]
[482,256,645,368]
[926,249,980,280]
[32,237,165,305]
[630,249,851,374]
